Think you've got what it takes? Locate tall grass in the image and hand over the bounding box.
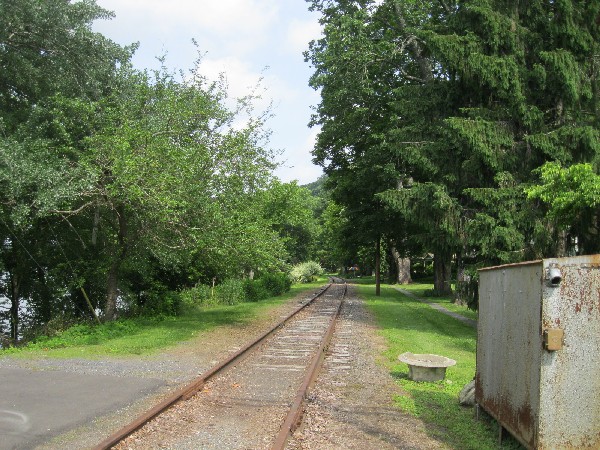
[358,282,523,449]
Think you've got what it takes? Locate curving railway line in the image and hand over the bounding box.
[93,278,348,449]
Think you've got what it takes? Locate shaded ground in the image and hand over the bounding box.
[393,287,477,329]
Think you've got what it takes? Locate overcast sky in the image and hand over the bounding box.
[93,0,324,185]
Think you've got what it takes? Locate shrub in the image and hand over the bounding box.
[290,261,324,284]
[243,279,269,302]
[21,314,78,343]
[215,279,245,305]
[139,288,182,316]
[180,284,214,308]
[261,272,292,296]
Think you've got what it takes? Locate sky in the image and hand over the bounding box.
[93,0,324,186]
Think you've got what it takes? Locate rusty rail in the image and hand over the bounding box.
[93,283,333,450]
[271,281,347,450]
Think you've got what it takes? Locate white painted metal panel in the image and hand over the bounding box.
[538,256,600,449]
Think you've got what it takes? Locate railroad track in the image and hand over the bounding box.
[94,278,347,449]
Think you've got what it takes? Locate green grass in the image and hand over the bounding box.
[395,281,478,322]
[357,281,523,450]
[2,277,329,359]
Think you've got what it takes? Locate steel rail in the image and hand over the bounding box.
[93,282,333,450]
[271,281,347,450]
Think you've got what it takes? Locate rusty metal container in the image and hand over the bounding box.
[476,255,600,449]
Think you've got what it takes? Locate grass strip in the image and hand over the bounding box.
[2,278,328,359]
[357,281,523,450]
[392,281,478,322]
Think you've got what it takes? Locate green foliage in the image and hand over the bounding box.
[260,272,292,296]
[181,273,291,307]
[527,162,600,224]
[0,0,133,119]
[11,319,141,352]
[309,0,600,288]
[137,288,182,317]
[243,273,292,302]
[2,281,324,359]
[242,279,270,302]
[259,180,320,264]
[215,279,246,306]
[0,0,303,338]
[455,268,480,311]
[180,284,214,308]
[290,261,324,284]
[526,161,600,254]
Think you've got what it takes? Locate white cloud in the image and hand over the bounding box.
[100,0,279,38]
[200,57,263,99]
[198,56,298,110]
[95,0,322,185]
[96,0,283,60]
[286,18,322,55]
[275,127,322,185]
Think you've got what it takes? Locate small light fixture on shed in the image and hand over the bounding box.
[545,265,562,287]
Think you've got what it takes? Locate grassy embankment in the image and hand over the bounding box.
[355,277,523,450]
[1,277,329,359]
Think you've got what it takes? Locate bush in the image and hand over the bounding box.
[261,272,292,296]
[182,273,292,307]
[290,261,324,284]
[21,314,78,343]
[455,268,480,310]
[411,260,434,279]
[215,279,245,305]
[139,288,182,316]
[243,279,269,302]
[180,284,214,308]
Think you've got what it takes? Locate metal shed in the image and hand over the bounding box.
[476,255,600,449]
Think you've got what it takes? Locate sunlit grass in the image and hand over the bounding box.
[2,277,329,359]
[357,281,523,450]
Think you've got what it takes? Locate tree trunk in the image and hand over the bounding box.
[391,246,412,284]
[397,257,411,284]
[9,272,20,342]
[556,229,568,257]
[105,259,119,320]
[375,238,381,296]
[37,267,52,323]
[393,2,433,82]
[433,251,452,295]
[104,205,127,320]
[91,205,100,246]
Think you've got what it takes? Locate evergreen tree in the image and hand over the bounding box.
[308,0,600,302]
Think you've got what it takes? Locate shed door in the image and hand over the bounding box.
[476,263,543,449]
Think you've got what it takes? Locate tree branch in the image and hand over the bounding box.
[438,0,452,15]
[393,1,433,82]
[48,201,95,216]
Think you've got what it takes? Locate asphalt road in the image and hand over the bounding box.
[0,367,165,449]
